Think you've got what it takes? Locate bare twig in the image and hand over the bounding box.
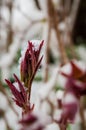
[47,0,68,65]
[64,0,71,16]
[79,97,86,130]
[44,23,52,82]
[6,1,13,51]
[34,0,41,10]
[69,0,81,34]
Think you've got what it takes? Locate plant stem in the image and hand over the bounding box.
[79,97,86,130]
[44,23,51,82]
[60,123,67,130]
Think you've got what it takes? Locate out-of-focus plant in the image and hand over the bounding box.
[5,40,86,130]
[58,61,86,130]
[0,0,86,130]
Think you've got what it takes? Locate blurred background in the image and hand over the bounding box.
[0,0,86,130]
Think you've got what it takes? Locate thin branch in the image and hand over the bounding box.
[64,0,71,16]
[44,23,52,82]
[79,97,86,130]
[69,0,81,34]
[34,0,41,10]
[6,1,13,51]
[47,0,68,65]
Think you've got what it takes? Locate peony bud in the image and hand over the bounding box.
[20,40,44,88]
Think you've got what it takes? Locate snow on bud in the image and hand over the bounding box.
[20,40,44,88]
[19,111,51,130]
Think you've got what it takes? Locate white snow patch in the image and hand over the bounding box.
[61,62,72,75]
[56,90,64,100]
[5,108,21,130]
[0,93,8,110]
[53,109,62,121]
[13,82,20,92]
[0,120,6,130]
[45,123,60,130]
[63,93,77,104]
